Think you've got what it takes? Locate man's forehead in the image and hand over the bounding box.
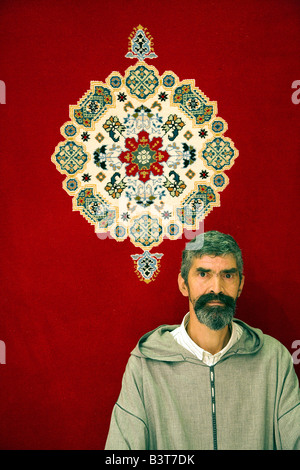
[190,253,238,270]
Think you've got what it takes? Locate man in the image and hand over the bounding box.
[105,231,300,450]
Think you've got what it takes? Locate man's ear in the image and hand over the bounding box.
[178,273,189,297]
[237,275,245,297]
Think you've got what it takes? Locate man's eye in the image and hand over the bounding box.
[199,272,206,277]
[224,273,232,279]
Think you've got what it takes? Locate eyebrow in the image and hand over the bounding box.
[196,268,211,273]
[222,268,238,274]
[195,267,238,274]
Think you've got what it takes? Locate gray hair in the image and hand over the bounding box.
[180,230,243,284]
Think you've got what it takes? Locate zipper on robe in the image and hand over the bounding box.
[210,366,218,450]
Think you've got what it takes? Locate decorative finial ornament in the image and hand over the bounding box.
[52,26,238,283]
[125,25,158,61]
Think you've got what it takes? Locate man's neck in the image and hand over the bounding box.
[186,311,231,355]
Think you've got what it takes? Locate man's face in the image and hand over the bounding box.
[178,254,244,331]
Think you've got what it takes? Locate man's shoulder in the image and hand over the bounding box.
[262,332,292,358]
[242,322,293,364]
[129,323,191,363]
[232,319,293,363]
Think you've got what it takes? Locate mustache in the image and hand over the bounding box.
[194,292,236,310]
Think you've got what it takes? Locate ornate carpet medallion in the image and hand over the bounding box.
[52,25,238,283]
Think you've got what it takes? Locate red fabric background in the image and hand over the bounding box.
[0,0,299,450]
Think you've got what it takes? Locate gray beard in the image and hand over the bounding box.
[194,304,235,331]
[192,292,237,331]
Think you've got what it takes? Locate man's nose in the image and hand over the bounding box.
[208,274,223,294]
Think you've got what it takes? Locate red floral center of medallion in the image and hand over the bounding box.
[118,130,170,182]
